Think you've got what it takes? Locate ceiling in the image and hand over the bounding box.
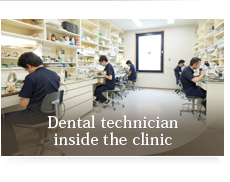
[109,19,197,31]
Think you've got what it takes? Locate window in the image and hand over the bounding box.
[136,31,164,73]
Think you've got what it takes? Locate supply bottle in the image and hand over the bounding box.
[51,33,56,41]
[60,70,65,83]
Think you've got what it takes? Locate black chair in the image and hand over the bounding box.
[174,69,181,94]
[128,71,140,91]
[14,90,65,156]
[115,76,127,99]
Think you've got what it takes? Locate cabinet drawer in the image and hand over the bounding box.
[80,99,93,116]
[80,79,95,87]
[64,88,81,100]
[62,105,80,121]
[64,91,93,110]
[80,85,92,94]
[64,82,80,91]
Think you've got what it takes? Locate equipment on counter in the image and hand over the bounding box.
[62,21,78,34]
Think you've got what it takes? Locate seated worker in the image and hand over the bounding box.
[89,55,115,106]
[125,60,137,81]
[180,57,206,107]
[1,52,60,156]
[175,59,185,75]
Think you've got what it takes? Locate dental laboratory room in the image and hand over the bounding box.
[1,19,224,156]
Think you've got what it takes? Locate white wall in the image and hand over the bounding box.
[124,24,194,89]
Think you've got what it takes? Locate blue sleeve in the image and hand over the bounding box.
[176,66,181,73]
[107,65,113,75]
[19,75,34,98]
[185,71,194,81]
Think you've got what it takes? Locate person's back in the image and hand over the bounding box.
[129,64,137,80]
[180,66,197,94]
[21,67,60,111]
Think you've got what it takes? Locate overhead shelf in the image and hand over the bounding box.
[81,28,98,37]
[1,45,35,51]
[111,33,119,38]
[1,57,19,60]
[81,40,98,46]
[46,25,80,37]
[99,36,110,41]
[1,19,44,31]
[40,40,81,49]
[216,21,224,30]
[81,19,98,28]
[43,62,76,64]
[1,31,42,41]
[215,30,224,37]
[1,67,24,70]
[205,31,214,39]
[99,45,110,49]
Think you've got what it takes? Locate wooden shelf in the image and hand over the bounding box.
[81,40,98,46]
[1,67,24,70]
[1,31,42,41]
[205,31,214,39]
[77,61,94,62]
[198,35,205,41]
[81,19,98,28]
[77,54,95,57]
[111,33,119,38]
[99,36,110,41]
[1,19,44,31]
[46,25,80,37]
[206,19,214,25]
[1,45,36,51]
[43,62,76,64]
[81,28,98,37]
[99,45,110,49]
[119,45,124,48]
[41,40,81,49]
[1,57,19,60]
[215,30,224,37]
[111,39,119,43]
[216,21,224,30]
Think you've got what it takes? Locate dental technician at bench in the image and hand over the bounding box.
[180,57,206,108]
[175,59,185,75]
[125,60,137,81]
[89,55,115,106]
[1,52,60,156]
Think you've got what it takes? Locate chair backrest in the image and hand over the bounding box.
[123,73,129,82]
[135,71,138,78]
[41,90,64,113]
[174,69,180,85]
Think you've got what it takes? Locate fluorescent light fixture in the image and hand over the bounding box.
[132,19,142,27]
[167,19,174,24]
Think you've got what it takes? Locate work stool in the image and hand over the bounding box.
[14,91,65,156]
[180,96,205,124]
[104,88,125,110]
[128,79,140,91]
[115,77,127,99]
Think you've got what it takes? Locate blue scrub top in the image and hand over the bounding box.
[104,63,115,86]
[175,65,182,74]
[19,67,60,112]
[179,66,196,94]
[128,64,137,80]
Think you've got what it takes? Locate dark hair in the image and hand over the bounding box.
[190,57,201,66]
[99,55,108,62]
[178,59,185,65]
[126,60,132,64]
[18,52,43,69]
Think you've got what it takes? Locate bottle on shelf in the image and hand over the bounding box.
[48,32,51,41]
[51,33,56,41]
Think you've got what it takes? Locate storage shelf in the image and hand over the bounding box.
[77,54,95,57]
[47,67,76,69]
[1,31,42,41]
[216,21,224,30]
[198,35,204,41]
[1,19,44,31]
[43,62,76,64]
[215,30,224,37]
[1,57,19,60]
[111,39,119,43]
[41,40,81,49]
[119,45,124,48]
[198,43,204,47]
[197,25,205,34]
[205,31,214,39]
[99,45,110,49]
[206,19,214,25]
[81,47,98,52]
[77,61,94,62]
[119,50,124,53]
[81,19,98,28]
[1,67,24,70]
[99,36,110,41]
[81,40,98,46]
[111,33,119,38]
[81,29,98,37]
[78,66,90,68]
[46,25,80,37]
[1,45,36,51]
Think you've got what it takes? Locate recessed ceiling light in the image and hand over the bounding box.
[132,19,142,27]
[167,19,174,24]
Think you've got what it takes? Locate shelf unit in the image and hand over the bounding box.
[194,19,224,66]
[1,19,125,83]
